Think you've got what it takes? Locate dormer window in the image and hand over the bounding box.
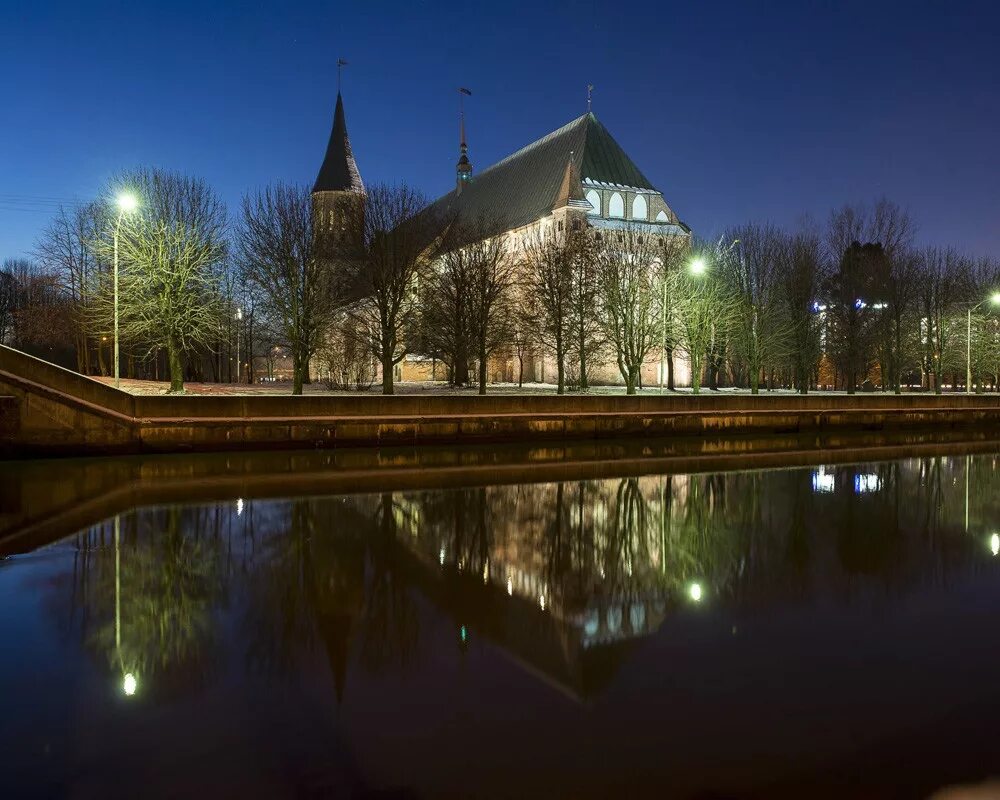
[655,210,669,223]
[585,189,601,215]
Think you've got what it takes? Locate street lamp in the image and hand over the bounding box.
[966,293,1000,394]
[113,193,138,389]
[689,257,707,276]
[235,307,243,384]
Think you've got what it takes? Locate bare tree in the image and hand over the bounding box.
[238,183,335,394]
[421,230,476,386]
[0,262,15,345]
[592,225,663,394]
[34,202,108,374]
[777,229,824,394]
[567,234,603,389]
[677,239,738,394]
[916,247,969,393]
[96,168,228,393]
[825,241,884,392]
[345,184,436,395]
[466,230,516,394]
[720,223,791,393]
[522,227,575,394]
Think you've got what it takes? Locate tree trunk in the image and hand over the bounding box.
[381,348,394,395]
[518,354,524,387]
[625,365,637,395]
[666,347,675,391]
[579,321,589,390]
[556,348,565,395]
[167,338,184,393]
[478,345,487,395]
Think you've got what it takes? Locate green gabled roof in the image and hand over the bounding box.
[423,112,659,236]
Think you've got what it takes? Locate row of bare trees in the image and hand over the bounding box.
[7,181,999,396]
[709,201,1000,394]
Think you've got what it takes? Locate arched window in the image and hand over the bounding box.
[608,192,624,218]
[585,189,601,215]
[655,210,669,223]
[632,194,648,220]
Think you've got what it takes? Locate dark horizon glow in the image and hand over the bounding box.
[2,0,998,259]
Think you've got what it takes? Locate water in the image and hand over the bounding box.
[2,447,1000,798]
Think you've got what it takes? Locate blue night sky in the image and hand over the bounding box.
[2,0,998,259]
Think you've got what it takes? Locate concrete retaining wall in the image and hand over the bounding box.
[3,344,1000,458]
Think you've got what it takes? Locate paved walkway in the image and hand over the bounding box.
[91,376,969,398]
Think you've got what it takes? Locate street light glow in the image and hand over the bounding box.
[689,257,707,276]
[688,582,703,602]
[991,533,999,557]
[116,193,138,213]
[123,673,137,696]
[991,292,1000,305]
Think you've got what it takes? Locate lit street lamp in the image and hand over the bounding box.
[235,307,243,384]
[659,255,708,393]
[113,193,138,389]
[965,292,1000,394]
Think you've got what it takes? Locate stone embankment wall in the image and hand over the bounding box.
[3,345,1000,457]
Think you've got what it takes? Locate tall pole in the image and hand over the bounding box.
[967,307,973,395]
[113,211,123,390]
[659,266,666,393]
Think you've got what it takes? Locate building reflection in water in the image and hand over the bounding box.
[58,453,1000,703]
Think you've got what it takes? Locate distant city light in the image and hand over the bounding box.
[460,625,468,644]
[688,582,703,602]
[236,498,244,516]
[812,467,835,494]
[991,533,999,557]
[506,577,513,596]
[439,547,445,566]
[854,474,881,493]
[539,594,546,611]
[123,673,137,696]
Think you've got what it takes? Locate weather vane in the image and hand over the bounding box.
[587,84,593,112]
[337,58,348,92]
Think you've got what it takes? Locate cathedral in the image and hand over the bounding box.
[311,91,692,387]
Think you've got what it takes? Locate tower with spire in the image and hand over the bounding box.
[456,88,473,194]
[312,91,365,264]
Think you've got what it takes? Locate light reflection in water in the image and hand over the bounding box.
[5,452,1000,797]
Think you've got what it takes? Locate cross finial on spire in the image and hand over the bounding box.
[337,58,348,92]
[587,84,593,113]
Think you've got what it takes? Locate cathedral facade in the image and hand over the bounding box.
[311,93,692,388]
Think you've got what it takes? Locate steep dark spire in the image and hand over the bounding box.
[456,88,473,193]
[313,92,364,194]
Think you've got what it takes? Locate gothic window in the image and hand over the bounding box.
[586,189,601,215]
[632,194,648,220]
[609,192,625,218]
[655,210,669,223]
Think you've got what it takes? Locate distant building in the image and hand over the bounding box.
[310,93,692,387]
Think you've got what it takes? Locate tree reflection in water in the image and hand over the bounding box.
[58,454,1000,701]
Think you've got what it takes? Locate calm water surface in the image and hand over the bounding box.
[3,451,1000,798]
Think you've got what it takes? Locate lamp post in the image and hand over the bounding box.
[113,193,138,389]
[235,307,243,384]
[966,293,1000,394]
